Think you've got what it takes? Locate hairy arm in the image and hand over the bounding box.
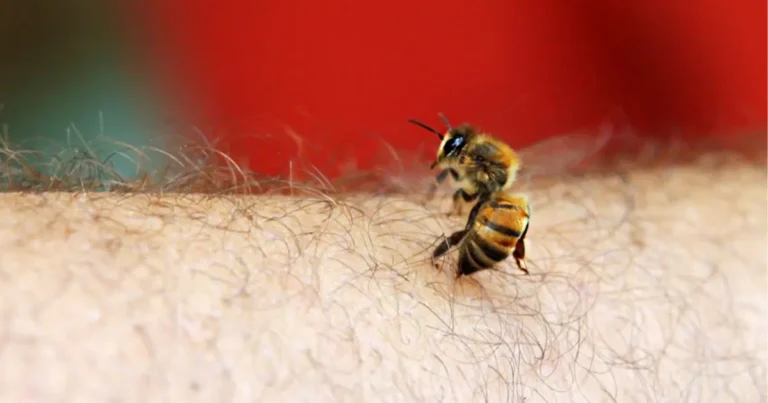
[0,153,765,402]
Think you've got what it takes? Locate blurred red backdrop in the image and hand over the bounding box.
[129,1,766,178]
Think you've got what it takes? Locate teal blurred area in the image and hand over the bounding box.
[0,0,167,182]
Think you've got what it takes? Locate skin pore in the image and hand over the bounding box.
[0,140,765,402]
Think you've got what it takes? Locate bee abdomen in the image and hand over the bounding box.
[480,218,523,238]
[457,248,487,276]
[457,236,511,276]
[489,201,520,211]
[470,236,510,264]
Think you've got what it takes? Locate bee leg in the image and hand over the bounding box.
[450,190,464,216]
[464,200,484,230]
[425,168,459,203]
[513,254,529,275]
[512,229,530,275]
[449,189,478,217]
[433,259,444,272]
[432,229,469,262]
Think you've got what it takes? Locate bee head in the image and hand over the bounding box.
[408,113,473,169]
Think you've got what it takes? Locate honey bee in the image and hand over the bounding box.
[408,113,522,216]
[432,191,531,278]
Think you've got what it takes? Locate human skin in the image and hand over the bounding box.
[0,150,765,402]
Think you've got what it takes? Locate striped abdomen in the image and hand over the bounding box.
[457,193,530,276]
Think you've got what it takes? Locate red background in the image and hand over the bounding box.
[131,1,766,178]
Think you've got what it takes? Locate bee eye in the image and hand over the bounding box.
[443,136,465,156]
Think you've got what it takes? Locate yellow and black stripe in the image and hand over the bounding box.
[456,196,530,276]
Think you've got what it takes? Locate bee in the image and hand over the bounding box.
[432,191,531,278]
[408,113,522,216]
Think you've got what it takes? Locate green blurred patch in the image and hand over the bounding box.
[0,0,164,180]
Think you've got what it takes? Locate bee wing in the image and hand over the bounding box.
[513,126,613,190]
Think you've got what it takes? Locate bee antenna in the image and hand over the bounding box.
[407,118,444,140]
[437,112,453,132]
